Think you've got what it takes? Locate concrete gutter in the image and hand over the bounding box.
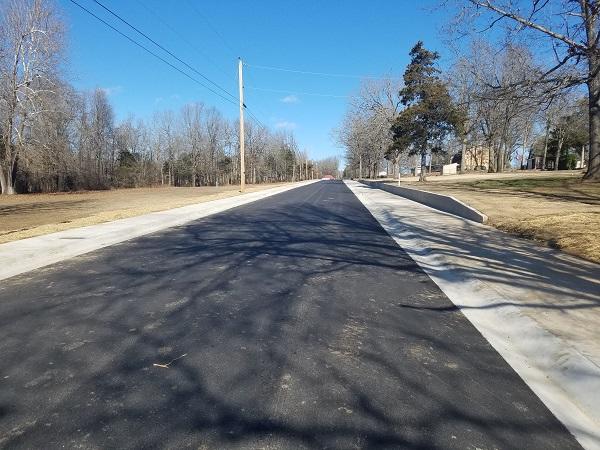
[0,181,317,281]
[359,179,488,224]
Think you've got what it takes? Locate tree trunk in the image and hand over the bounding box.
[0,168,8,195]
[419,152,427,182]
[359,156,363,179]
[521,124,530,169]
[585,69,600,181]
[0,158,16,195]
[542,122,550,170]
[496,143,504,173]
[556,133,564,171]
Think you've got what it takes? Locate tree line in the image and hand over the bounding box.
[338,1,599,182]
[0,0,337,195]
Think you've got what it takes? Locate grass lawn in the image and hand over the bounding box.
[0,183,287,244]
[391,172,600,263]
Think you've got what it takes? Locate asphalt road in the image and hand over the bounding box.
[0,181,581,449]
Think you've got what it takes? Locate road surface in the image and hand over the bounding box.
[0,181,581,449]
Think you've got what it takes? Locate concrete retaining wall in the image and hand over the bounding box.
[359,180,488,224]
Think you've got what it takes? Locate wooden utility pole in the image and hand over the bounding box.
[238,58,246,192]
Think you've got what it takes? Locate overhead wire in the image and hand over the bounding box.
[245,63,401,81]
[67,0,239,107]
[93,0,269,128]
[245,109,268,129]
[92,0,238,103]
[134,0,233,79]
[179,1,270,127]
[185,0,239,60]
[71,1,327,130]
[241,67,274,129]
[246,86,348,99]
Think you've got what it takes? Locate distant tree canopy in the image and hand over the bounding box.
[0,0,336,194]
[450,0,600,181]
[338,35,593,181]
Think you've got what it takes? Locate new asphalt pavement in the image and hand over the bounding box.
[0,180,582,449]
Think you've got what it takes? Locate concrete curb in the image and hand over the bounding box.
[346,180,600,450]
[0,181,318,281]
[359,179,488,224]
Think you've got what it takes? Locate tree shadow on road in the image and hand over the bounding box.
[0,182,584,449]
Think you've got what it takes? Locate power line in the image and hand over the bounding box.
[69,1,276,133]
[180,2,268,130]
[134,0,233,79]
[245,63,401,80]
[91,1,271,130]
[242,69,274,125]
[92,0,238,103]
[246,86,348,99]
[185,0,238,59]
[245,108,268,129]
[68,0,238,107]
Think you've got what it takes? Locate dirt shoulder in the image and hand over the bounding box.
[386,171,600,263]
[0,183,287,244]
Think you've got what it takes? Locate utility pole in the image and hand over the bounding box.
[238,58,246,192]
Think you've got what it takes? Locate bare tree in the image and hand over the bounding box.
[88,89,114,187]
[181,102,203,186]
[451,0,600,181]
[0,0,64,194]
[448,40,550,171]
[0,0,310,193]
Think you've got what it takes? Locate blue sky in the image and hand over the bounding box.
[61,0,448,160]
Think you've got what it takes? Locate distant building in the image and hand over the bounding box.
[528,146,587,170]
[462,145,490,171]
[442,163,459,175]
[527,156,544,170]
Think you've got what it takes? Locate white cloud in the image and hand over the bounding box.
[274,121,297,130]
[280,95,299,104]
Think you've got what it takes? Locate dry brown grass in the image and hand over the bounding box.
[497,213,600,263]
[390,172,600,263]
[0,183,287,244]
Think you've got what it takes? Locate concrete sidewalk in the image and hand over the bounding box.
[0,181,317,281]
[345,180,600,450]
